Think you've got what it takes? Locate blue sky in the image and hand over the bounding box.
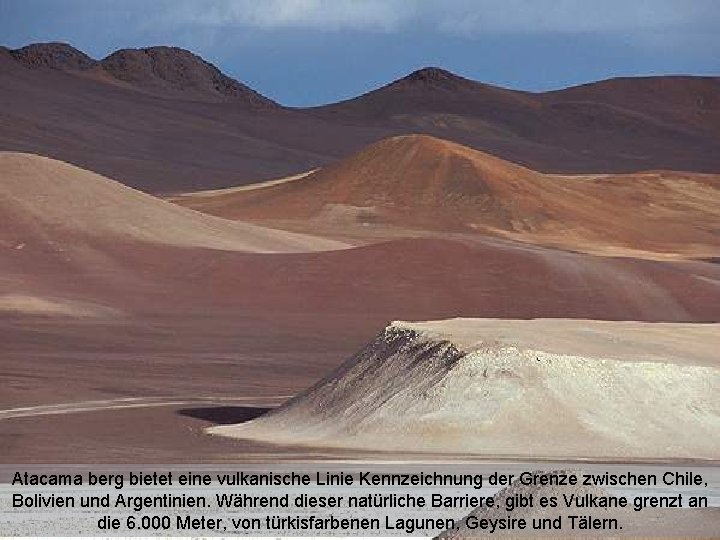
[1,0,718,106]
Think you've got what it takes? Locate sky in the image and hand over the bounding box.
[1,0,718,106]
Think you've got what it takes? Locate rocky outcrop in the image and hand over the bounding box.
[211,318,720,459]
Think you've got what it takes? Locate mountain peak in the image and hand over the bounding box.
[406,66,462,82]
[99,46,277,107]
[391,66,475,90]
[9,42,96,70]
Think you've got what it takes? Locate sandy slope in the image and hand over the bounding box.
[2,153,719,322]
[0,294,121,317]
[211,319,720,459]
[172,135,720,258]
[4,233,720,321]
[0,152,346,253]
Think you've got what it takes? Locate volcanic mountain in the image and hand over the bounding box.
[211,318,720,459]
[2,43,719,192]
[312,68,720,174]
[173,134,720,258]
[5,42,276,106]
[0,42,380,191]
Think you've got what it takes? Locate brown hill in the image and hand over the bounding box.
[99,46,277,106]
[1,43,719,192]
[0,152,345,255]
[173,134,720,258]
[549,75,720,138]
[312,69,720,174]
[313,67,536,119]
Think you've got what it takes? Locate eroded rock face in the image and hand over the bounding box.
[210,319,720,459]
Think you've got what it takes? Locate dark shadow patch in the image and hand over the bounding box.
[177,406,271,425]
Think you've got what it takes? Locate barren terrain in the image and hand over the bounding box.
[1,43,719,469]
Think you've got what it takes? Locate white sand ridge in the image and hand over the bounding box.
[211,318,720,459]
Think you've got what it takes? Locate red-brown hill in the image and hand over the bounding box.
[174,134,720,258]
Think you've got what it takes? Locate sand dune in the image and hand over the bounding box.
[0,152,346,253]
[211,318,720,459]
[0,294,121,317]
[172,134,720,258]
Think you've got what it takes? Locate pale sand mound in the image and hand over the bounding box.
[0,294,120,317]
[211,319,720,459]
[440,469,719,538]
[0,152,346,253]
[174,134,720,258]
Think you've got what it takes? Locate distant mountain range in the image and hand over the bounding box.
[1,42,719,192]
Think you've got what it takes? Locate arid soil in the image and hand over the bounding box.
[0,311,375,462]
[2,149,720,461]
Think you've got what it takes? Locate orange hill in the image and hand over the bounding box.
[173,134,720,258]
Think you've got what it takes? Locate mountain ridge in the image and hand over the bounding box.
[2,41,719,192]
[4,42,277,106]
[6,41,718,110]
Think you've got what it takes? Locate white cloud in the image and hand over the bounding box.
[160,0,718,37]
[169,0,407,32]
[435,0,707,36]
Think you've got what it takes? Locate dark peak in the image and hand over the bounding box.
[104,45,205,64]
[100,46,277,107]
[10,42,96,70]
[406,67,463,82]
[391,66,475,90]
